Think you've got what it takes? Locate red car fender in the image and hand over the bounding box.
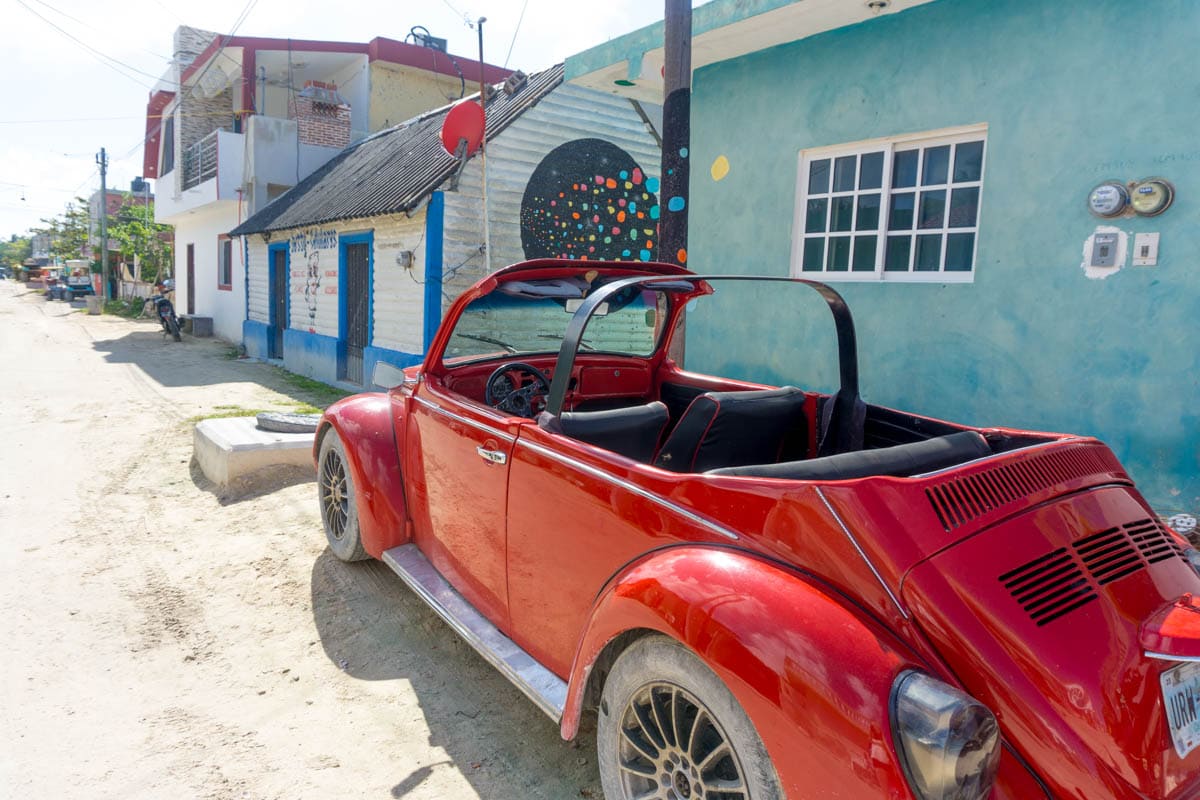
[315,393,408,558]
[561,546,920,798]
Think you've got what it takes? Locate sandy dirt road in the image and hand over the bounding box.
[0,283,601,799]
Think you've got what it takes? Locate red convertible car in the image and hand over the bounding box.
[316,259,1200,800]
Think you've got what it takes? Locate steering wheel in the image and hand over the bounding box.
[484,362,551,418]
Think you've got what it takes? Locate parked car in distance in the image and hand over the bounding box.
[316,259,1200,800]
[63,272,94,300]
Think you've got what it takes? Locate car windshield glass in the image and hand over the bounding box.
[445,285,668,363]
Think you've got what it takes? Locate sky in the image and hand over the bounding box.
[0,0,681,240]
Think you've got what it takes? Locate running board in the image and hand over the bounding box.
[381,544,568,722]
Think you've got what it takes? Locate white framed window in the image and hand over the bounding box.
[791,124,987,282]
[217,236,233,290]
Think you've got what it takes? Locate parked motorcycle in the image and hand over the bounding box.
[143,284,182,342]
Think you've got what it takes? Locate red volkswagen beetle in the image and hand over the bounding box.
[315,259,1200,800]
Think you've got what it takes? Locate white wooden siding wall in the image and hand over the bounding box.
[246,237,269,323]
[370,210,428,354]
[440,83,662,313]
[286,228,340,338]
[244,213,427,351]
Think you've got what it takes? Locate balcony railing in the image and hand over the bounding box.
[182,130,220,190]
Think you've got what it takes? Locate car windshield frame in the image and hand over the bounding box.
[439,278,675,368]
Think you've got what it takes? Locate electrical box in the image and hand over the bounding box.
[1091,232,1119,267]
[1133,232,1160,266]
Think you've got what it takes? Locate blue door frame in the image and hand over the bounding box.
[267,243,289,359]
[338,231,374,382]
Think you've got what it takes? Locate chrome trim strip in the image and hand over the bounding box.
[1145,651,1200,663]
[382,544,567,721]
[413,395,515,443]
[815,486,909,619]
[518,440,739,542]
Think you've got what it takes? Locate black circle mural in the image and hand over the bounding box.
[520,138,660,262]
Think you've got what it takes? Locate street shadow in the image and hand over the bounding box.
[89,326,346,411]
[309,549,602,799]
[91,326,242,389]
[189,458,313,505]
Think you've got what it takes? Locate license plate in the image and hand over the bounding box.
[1162,661,1200,758]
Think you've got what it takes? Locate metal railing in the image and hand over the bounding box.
[182,130,219,190]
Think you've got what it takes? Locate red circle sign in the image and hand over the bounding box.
[441,101,485,157]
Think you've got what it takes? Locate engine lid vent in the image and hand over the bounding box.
[1000,518,1184,626]
[926,443,1126,531]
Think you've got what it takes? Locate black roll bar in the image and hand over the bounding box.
[544,274,860,420]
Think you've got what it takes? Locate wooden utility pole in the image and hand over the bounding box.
[661,0,691,267]
[96,147,109,300]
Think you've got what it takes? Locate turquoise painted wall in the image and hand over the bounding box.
[685,0,1199,513]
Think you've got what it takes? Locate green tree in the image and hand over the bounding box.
[0,234,32,267]
[110,200,173,282]
[32,197,90,261]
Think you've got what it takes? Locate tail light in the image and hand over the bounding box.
[890,671,1001,800]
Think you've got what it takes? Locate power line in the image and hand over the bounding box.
[0,179,95,195]
[0,111,262,125]
[185,0,259,100]
[504,0,531,68]
[14,0,164,89]
[27,0,173,62]
[438,0,474,27]
[131,0,261,166]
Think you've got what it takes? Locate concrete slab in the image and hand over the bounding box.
[194,416,315,487]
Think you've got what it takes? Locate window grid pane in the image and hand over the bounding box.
[797,129,984,279]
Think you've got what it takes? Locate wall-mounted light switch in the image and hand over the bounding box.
[1133,232,1159,266]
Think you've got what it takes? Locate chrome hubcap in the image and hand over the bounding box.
[616,682,747,800]
[319,449,349,541]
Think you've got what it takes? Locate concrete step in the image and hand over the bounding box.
[194,416,315,487]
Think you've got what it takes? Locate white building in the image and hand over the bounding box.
[143,25,510,342]
[231,65,665,387]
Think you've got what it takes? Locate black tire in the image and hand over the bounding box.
[598,636,783,800]
[167,315,182,342]
[317,429,368,562]
[256,412,321,434]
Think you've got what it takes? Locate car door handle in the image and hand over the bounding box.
[475,446,507,465]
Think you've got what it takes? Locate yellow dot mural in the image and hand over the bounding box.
[710,155,730,182]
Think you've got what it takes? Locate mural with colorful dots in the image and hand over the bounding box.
[519,138,660,262]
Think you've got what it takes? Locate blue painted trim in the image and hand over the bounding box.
[242,236,250,326]
[338,230,374,380]
[363,346,424,387]
[283,328,340,384]
[267,242,289,358]
[242,319,271,359]
[423,192,445,351]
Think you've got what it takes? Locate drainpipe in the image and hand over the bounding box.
[661,0,691,268]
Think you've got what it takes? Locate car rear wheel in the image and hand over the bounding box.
[318,429,368,562]
[598,636,783,800]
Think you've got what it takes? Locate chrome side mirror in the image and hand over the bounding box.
[372,361,412,390]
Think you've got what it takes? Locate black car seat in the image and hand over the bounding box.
[653,387,807,473]
[548,401,670,463]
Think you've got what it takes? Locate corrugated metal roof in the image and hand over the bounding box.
[230,65,564,237]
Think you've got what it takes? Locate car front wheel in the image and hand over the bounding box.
[317,428,368,562]
[598,636,783,800]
